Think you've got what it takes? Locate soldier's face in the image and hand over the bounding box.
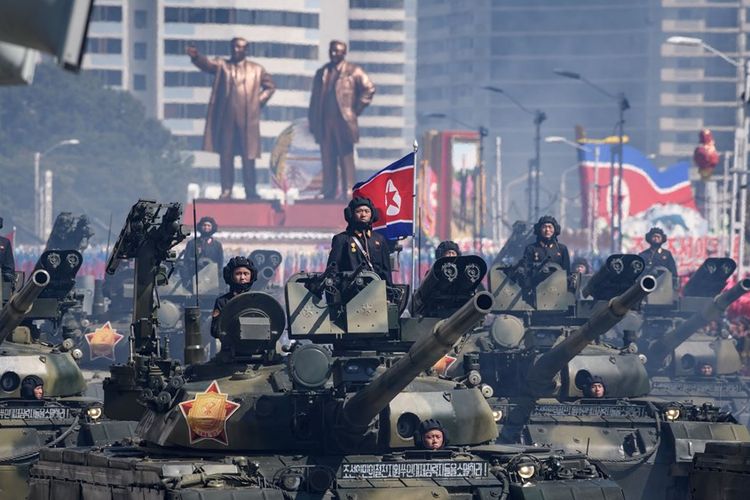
[443,250,458,258]
[201,222,213,234]
[575,264,587,274]
[233,267,253,284]
[354,206,372,223]
[700,364,713,376]
[540,223,555,239]
[590,383,605,398]
[33,385,44,400]
[329,43,347,65]
[231,39,247,62]
[423,429,444,450]
[651,234,662,245]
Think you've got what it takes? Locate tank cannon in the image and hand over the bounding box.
[0,269,50,343]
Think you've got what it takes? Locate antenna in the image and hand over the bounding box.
[192,200,200,307]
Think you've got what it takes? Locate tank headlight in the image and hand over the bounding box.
[72,348,84,361]
[492,410,503,422]
[517,463,536,480]
[664,408,680,421]
[87,406,103,420]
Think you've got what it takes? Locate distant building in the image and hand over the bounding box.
[83,0,414,189]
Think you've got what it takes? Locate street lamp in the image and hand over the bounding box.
[422,113,488,251]
[34,138,80,240]
[554,68,629,254]
[504,171,543,222]
[483,86,546,222]
[666,35,750,277]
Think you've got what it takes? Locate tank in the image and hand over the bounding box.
[28,236,627,499]
[0,267,135,500]
[459,255,750,500]
[638,258,750,426]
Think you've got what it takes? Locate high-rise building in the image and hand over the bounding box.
[82,0,413,190]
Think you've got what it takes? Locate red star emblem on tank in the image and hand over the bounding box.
[84,322,124,361]
[178,381,240,446]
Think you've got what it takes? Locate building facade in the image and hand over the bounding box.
[83,0,414,191]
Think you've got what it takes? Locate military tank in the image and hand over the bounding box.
[28,211,631,499]
[637,258,750,426]
[457,256,750,500]
[0,263,135,499]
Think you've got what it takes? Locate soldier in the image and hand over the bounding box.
[187,38,276,200]
[584,375,606,398]
[184,216,224,286]
[572,257,590,275]
[210,256,258,339]
[698,363,714,377]
[0,216,16,286]
[327,197,392,284]
[20,375,44,400]
[436,240,461,259]
[518,215,570,278]
[309,40,375,200]
[638,227,677,277]
[416,419,447,450]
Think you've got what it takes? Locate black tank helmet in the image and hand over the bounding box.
[533,215,561,241]
[344,197,379,230]
[436,240,461,260]
[20,375,44,399]
[222,256,258,293]
[197,216,218,237]
[583,375,606,397]
[645,227,667,246]
[414,418,448,449]
[572,256,590,273]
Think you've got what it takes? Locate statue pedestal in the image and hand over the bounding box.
[188,198,345,232]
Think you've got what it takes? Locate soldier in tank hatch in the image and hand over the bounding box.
[210,256,257,339]
[638,227,677,278]
[436,240,461,259]
[415,419,447,450]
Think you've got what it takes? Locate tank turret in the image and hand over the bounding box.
[645,278,750,372]
[526,274,657,396]
[0,269,50,343]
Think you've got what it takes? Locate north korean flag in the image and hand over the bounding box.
[353,152,414,240]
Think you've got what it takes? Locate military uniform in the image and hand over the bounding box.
[638,247,677,277]
[328,228,392,284]
[210,291,236,339]
[0,235,15,284]
[521,240,571,274]
[184,236,224,286]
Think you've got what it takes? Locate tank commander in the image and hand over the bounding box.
[211,256,258,339]
[436,240,461,259]
[518,215,570,276]
[416,419,447,450]
[327,197,392,284]
[184,216,224,285]
[638,227,677,277]
[697,363,714,377]
[583,375,606,398]
[0,216,16,286]
[20,375,44,400]
[572,257,590,275]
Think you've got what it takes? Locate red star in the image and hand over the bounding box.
[432,355,457,376]
[84,322,124,361]
[386,188,398,211]
[178,381,240,446]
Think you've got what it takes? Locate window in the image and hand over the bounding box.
[349,19,404,30]
[133,74,146,91]
[163,7,318,28]
[134,10,147,29]
[360,62,404,74]
[87,38,122,54]
[134,42,147,60]
[164,39,317,59]
[349,0,404,9]
[90,5,122,22]
[86,69,122,87]
[349,40,404,52]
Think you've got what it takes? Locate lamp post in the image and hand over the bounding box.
[422,113,488,251]
[504,171,543,221]
[666,35,749,277]
[554,69,628,254]
[483,86,546,221]
[34,138,80,240]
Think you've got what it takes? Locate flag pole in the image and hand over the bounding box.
[411,139,419,296]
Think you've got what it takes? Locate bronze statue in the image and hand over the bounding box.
[309,40,375,200]
[187,38,276,200]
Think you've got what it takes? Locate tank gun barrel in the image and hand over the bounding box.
[342,291,494,428]
[647,278,750,370]
[0,269,51,343]
[528,275,657,394]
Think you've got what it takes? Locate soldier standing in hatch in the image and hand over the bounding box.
[184,216,224,286]
[327,197,392,284]
[518,215,571,276]
[638,227,678,277]
[309,40,375,200]
[187,38,276,200]
[210,256,257,340]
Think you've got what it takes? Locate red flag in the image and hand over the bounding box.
[352,152,415,240]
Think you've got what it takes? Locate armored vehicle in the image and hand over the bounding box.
[457,255,750,499]
[637,258,750,426]
[0,261,134,499]
[28,204,629,499]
